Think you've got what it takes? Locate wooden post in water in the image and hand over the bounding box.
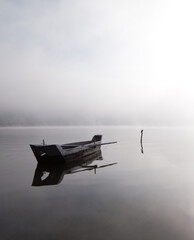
[140,129,144,154]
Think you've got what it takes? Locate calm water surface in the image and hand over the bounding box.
[1,126,194,240]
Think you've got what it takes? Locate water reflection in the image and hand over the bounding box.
[32,149,117,186]
[4,127,194,240]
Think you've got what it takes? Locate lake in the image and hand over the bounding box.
[1,126,194,240]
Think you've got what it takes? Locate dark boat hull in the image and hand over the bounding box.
[30,135,102,163]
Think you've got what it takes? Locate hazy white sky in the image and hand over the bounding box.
[1,0,194,125]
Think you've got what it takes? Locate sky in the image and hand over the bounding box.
[1,0,194,126]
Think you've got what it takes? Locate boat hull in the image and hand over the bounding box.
[30,135,102,163]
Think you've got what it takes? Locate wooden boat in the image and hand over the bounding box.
[30,135,116,163]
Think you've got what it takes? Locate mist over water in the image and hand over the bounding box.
[1,0,194,127]
[1,1,194,239]
[0,106,193,127]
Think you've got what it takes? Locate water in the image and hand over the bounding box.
[1,126,194,240]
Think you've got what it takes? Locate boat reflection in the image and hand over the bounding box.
[32,150,117,186]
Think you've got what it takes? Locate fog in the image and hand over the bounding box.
[1,0,194,126]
